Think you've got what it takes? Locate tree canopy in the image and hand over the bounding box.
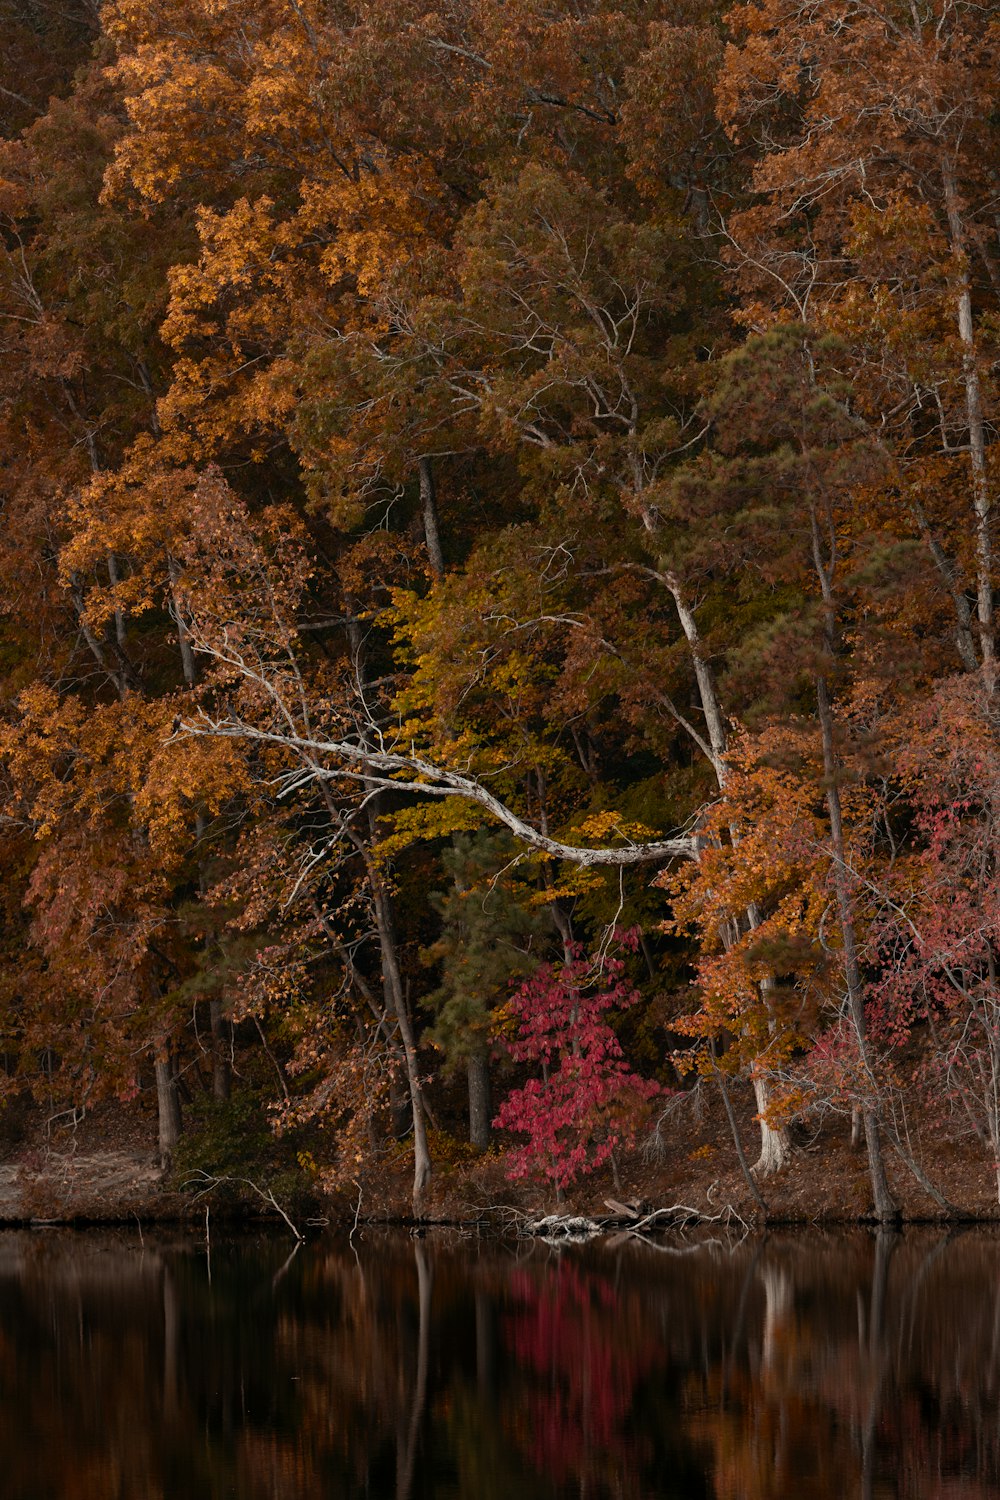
[0,0,998,1219]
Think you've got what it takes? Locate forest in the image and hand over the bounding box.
[0,0,998,1226]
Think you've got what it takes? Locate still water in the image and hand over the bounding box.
[0,1224,997,1498]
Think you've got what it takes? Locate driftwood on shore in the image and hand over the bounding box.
[517,1198,752,1241]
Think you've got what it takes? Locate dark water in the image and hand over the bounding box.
[1,1225,998,1499]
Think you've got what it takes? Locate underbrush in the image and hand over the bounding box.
[172,1087,322,1217]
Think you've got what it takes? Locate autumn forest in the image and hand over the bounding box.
[1,0,999,1225]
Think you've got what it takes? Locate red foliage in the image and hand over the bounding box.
[864,680,1000,1157]
[493,930,662,1191]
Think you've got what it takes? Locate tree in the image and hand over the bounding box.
[869,676,1000,1204]
[422,833,546,1149]
[718,0,1000,678]
[493,932,662,1195]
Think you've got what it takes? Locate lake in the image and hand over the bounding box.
[0,1224,996,1498]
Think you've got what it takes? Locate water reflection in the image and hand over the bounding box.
[1,1225,999,1498]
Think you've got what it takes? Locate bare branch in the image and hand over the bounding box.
[177,713,699,866]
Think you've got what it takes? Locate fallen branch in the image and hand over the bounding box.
[516,1200,752,1239]
[182,1170,304,1240]
[521,1213,604,1240]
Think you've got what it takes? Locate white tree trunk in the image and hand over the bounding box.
[154,1038,181,1169]
[942,159,994,676]
[752,1072,792,1175]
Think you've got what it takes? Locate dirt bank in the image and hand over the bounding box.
[1,1084,997,1228]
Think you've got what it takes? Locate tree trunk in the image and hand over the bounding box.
[107,551,127,648]
[851,1106,864,1150]
[986,1030,1000,1210]
[194,807,231,1104]
[154,1038,182,1169]
[716,1062,769,1214]
[664,572,792,1171]
[370,867,432,1217]
[817,674,898,1223]
[752,1072,792,1176]
[941,160,994,679]
[209,999,231,1102]
[419,457,445,578]
[390,1072,412,1138]
[860,1105,896,1223]
[910,502,980,673]
[467,1051,492,1150]
[169,556,198,690]
[663,568,729,778]
[344,613,433,1217]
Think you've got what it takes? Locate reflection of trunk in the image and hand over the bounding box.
[396,1241,433,1500]
[154,1039,182,1169]
[760,1262,793,1376]
[467,1052,491,1150]
[867,1228,895,1352]
[162,1261,179,1422]
[860,1229,898,1500]
[758,1261,793,1479]
[816,675,897,1224]
[475,1287,495,1400]
[725,1240,765,1394]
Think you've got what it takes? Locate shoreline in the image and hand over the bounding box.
[4,1080,1000,1232]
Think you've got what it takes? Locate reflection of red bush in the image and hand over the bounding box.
[504,1263,660,1484]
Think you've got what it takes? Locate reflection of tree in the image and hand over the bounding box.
[395,1241,431,1500]
[502,1260,662,1490]
[691,1241,890,1500]
[162,1260,179,1424]
[5,1230,1000,1498]
[688,1232,1000,1500]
